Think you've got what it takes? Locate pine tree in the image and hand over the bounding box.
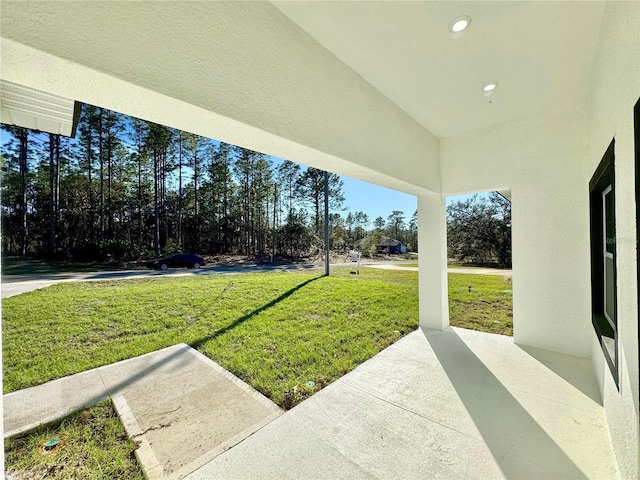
[296,167,345,240]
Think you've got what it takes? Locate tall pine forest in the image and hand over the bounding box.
[1,104,418,262]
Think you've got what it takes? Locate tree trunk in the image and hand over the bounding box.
[154,150,160,256]
[49,134,57,256]
[138,155,142,246]
[223,174,229,253]
[107,128,112,238]
[87,124,94,245]
[162,150,168,250]
[314,191,321,238]
[19,129,28,257]
[55,136,60,239]
[178,132,183,250]
[98,108,105,247]
[194,149,199,251]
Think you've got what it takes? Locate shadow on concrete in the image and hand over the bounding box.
[424,327,587,479]
[3,345,195,438]
[2,273,78,283]
[518,344,602,405]
[90,346,193,413]
[191,275,322,349]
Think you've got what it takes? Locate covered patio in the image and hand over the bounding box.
[189,327,618,479]
[1,1,638,477]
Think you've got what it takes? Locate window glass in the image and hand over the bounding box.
[604,189,615,254]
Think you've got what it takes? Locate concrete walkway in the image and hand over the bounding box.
[368,263,513,277]
[188,327,618,479]
[3,344,282,480]
[448,266,512,276]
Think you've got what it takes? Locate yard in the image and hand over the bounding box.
[3,267,511,478]
[2,268,512,407]
[4,401,143,480]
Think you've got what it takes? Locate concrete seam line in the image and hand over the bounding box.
[184,346,283,413]
[96,366,111,400]
[167,410,284,480]
[111,394,164,480]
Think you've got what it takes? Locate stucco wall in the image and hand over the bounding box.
[585,2,639,477]
[0,1,439,196]
[418,192,449,330]
[440,109,592,358]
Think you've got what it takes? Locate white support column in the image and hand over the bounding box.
[418,191,449,330]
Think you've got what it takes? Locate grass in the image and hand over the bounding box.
[3,268,417,407]
[448,274,513,335]
[394,263,418,268]
[2,268,512,407]
[4,401,144,480]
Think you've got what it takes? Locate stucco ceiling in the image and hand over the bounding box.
[0,1,604,140]
[272,1,605,138]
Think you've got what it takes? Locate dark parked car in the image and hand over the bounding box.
[147,253,206,270]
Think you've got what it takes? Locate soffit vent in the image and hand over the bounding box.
[1,80,81,137]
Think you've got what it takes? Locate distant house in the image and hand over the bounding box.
[377,237,407,254]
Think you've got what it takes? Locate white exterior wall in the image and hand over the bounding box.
[418,192,449,330]
[440,109,591,357]
[585,2,639,477]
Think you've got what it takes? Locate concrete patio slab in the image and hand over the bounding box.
[188,327,619,480]
[3,344,283,480]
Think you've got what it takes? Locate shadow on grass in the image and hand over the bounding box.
[99,275,323,398]
[6,274,328,437]
[190,275,323,350]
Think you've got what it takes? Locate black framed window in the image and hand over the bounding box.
[589,138,618,387]
[635,98,639,393]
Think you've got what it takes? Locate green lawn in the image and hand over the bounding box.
[4,401,144,480]
[2,268,512,408]
[3,268,418,407]
[448,274,513,335]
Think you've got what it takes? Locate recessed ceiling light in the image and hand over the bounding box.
[449,15,471,33]
[483,83,498,92]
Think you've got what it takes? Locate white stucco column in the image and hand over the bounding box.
[418,191,449,330]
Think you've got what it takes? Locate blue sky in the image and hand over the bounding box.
[340,175,416,221]
[339,179,485,221]
[272,154,489,222]
[270,154,417,222]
